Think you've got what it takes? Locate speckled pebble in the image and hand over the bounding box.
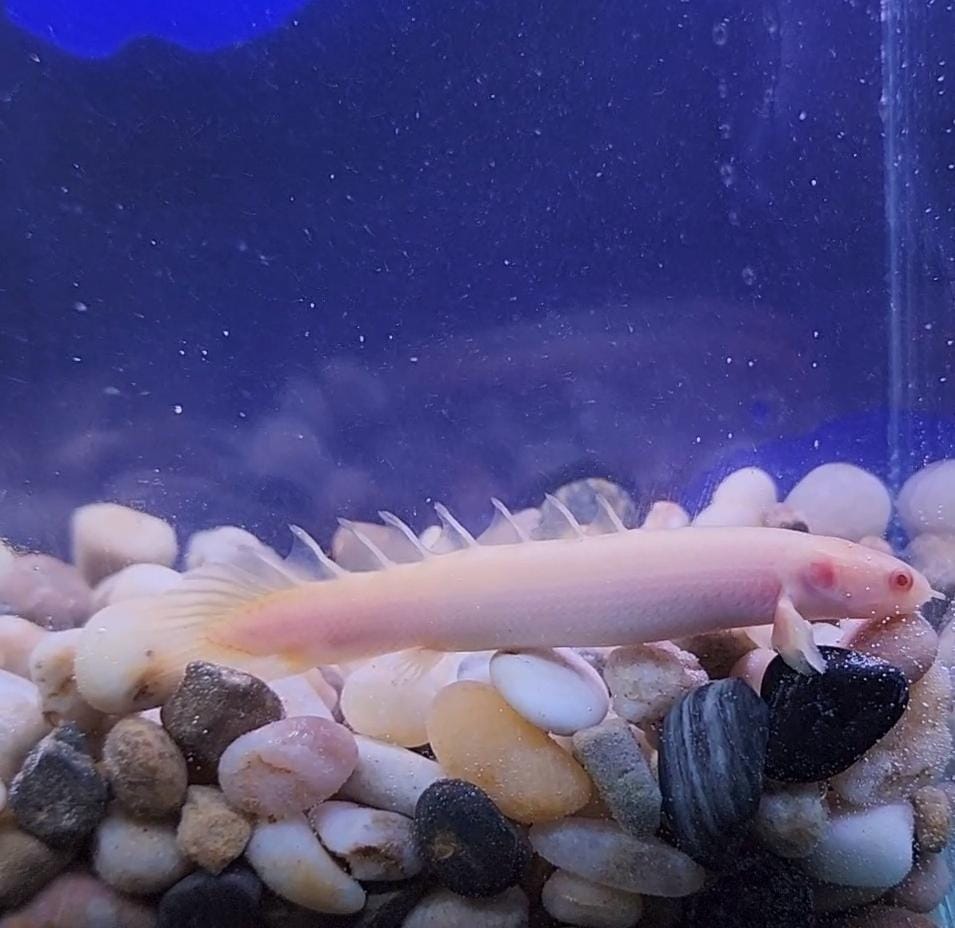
[310,800,421,881]
[571,717,661,837]
[0,825,72,909]
[427,681,592,824]
[0,871,157,928]
[0,554,92,630]
[218,716,357,818]
[70,502,178,585]
[244,813,365,914]
[913,784,951,852]
[604,642,708,726]
[94,807,192,894]
[529,817,705,897]
[413,779,530,897]
[489,648,610,736]
[402,886,529,928]
[338,734,443,816]
[9,726,107,847]
[754,784,827,858]
[673,628,756,679]
[541,869,643,928]
[158,865,262,928]
[176,785,251,874]
[890,848,953,913]
[160,660,285,782]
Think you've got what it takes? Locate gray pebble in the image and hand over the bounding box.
[9,727,108,847]
[571,718,661,836]
[160,661,284,781]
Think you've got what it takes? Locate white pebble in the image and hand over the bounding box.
[489,648,610,735]
[694,467,777,527]
[337,734,443,816]
[785,463,891,540]
[802,803,914,888]
[309,800,421,881]
[340,651,459,747]
[93,809,191,894]
[456,651,494,684]
[0,615,46,678]
[0,670,49,782]
[898,460,955,537]
[92,563,181,610]
[269,673,334,720]
[541,869,644,928]
[404,887,529,928]
[70,503,178,585]
[245,814,365,914]
[640,502,690,530]
[184,525,278,570]
[906,533,955,590]
[29,629,103,731]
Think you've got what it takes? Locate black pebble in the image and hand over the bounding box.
[659,678,769,870]
[761,646,909,783]
[414,778,531,898]
[158,865,263,928]
[9,728,107,847]
[681,850,815,928]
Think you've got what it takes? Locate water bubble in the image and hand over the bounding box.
[719,162,735,187]
[719,121,732,139]
[712,20,729,45]
[742,266,757,286]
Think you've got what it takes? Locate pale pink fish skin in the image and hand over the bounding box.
[216,527,935,666]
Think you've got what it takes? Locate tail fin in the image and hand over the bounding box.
[74,541,318,714]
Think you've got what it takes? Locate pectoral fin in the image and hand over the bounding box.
[772,594,827,675]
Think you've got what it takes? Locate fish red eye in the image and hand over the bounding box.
[890,569,913,591]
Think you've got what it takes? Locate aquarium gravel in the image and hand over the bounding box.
[0,462,954,928]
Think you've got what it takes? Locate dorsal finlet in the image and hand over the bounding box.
[490,497,531,543]
[378,510,431,559]
[288,524,347,578]
[595,494,628,533]
[543,493,586,538]
[337,518,395,568]
[433,503,478,548]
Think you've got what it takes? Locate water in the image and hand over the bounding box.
[1,0,955,923]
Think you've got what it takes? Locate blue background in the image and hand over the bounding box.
[1,0,954,556]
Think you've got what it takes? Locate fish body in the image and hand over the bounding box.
[76,502,938,710]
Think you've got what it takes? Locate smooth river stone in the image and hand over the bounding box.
[803,803,914,888]
[761,646,909,783]
[489,648,610,735]
[529,817,704,897]
[658,678,768,868]
[218,717,358,819]
[0,615,46,679]
[92,563,181,610]
[426,681,592,824]
[541,869,644,928]
[754,784,827,859]
[840,613,938,684]
[0,670,49,783]
[892,849,953,913]
[898,460,955,536]
[413,779,530,898]
[0,555,92,631]
[402,886,529,928]
[785,463,892,540]
[244,814,365,915]
[340,651,459,747]
[28,629,104,732]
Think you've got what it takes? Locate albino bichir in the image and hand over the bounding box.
[75,494,941,711]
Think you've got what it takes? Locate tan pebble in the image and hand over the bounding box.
[0,870,156,928]
[603,643,708,725]
[912,784,951,853]
[672,628,756,679]
[729,647,776,694]
[176,785,250,874]
[891,849,953,913]
[0,617,46,679]
[341,651,459,747]
[0,824,72,909]
[102,717,187,819]
[0,671,50,782]
[70,503,177,586]
[754,784,828,858]
[427,681,592,824]
[29,630,105,732]
[0,555,92,630]
[832,660,953,805]
[841,613,938,684]
[839,903,939,928]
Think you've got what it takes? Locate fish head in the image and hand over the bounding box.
[793,537,938,619]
